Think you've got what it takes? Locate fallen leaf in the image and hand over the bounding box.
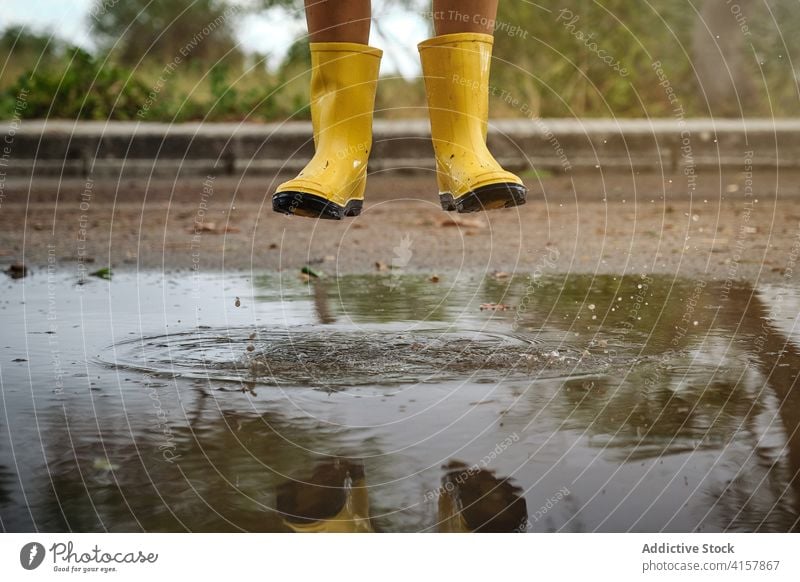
[5,262,28,279]
[90,267,112,281]
[93,458,119,472]
[301,266,322,278]
[437,215,486,229]
[480,303,511,311]
[188,222,241,234]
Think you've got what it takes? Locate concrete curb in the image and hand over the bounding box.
[2,118,799,180]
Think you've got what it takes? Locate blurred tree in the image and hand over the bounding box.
[0,26,66,89]
[91,0,243,67]
[492,0,799,118]
[693,0,757,117]
[492,0,695,118]
[0,25,60,60]
[747,0,800,117]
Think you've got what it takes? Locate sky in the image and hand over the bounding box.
[2,0,430,77]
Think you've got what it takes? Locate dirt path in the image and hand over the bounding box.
[2,170,800,283]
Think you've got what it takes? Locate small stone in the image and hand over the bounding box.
[6,263,28,279]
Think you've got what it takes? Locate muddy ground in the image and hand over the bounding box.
[2,169,800,281]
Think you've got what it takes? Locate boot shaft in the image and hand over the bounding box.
[309,42,382,157]
[418,33,494,147]
[417,33,526,209]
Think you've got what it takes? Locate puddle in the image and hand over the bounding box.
[99,326,610,388]
[1,271,799,532]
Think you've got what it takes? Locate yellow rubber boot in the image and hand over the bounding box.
[419,33,527,213]
[273,43,382,220]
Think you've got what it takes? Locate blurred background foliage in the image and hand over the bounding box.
[0,0,797,121]
[491,0,799,118]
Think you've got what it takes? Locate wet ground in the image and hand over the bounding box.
[2,269,799,532]
[3,171,800,279]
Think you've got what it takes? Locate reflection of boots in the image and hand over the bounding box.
[273,43,382,220]
[276,459,373,532]
[437,461,528,532]
[419,33,527,213]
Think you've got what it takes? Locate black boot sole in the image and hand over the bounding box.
[273,192,363,220]
[440,183,527,213]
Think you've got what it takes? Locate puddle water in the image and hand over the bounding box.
[1,271,799,532]
[99,326,609,388]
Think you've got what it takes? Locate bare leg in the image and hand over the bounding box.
[305,0,371,43]
[432,0,499,35]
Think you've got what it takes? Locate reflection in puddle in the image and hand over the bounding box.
[437,460,528,533]
[277,459,373,533]
[275,458,527,533]
[1,272,799,532]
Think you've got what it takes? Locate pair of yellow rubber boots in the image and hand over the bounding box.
[277,459,528,533]
[272,33,527,220]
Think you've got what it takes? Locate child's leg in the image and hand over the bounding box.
[432,0,499,35]
[305,0,371,43]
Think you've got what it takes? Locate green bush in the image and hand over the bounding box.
[3,48,156,120]
[0,45,312,122]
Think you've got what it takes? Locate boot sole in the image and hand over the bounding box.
[440,183,527,213]
[273,192,363,220]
